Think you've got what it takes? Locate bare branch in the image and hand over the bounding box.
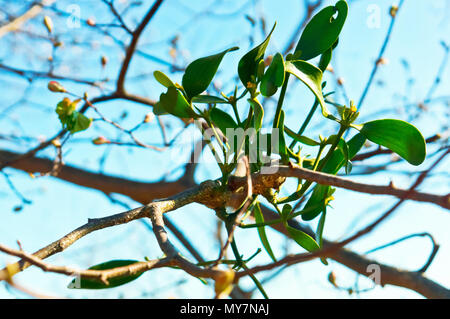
[116,0,164,94]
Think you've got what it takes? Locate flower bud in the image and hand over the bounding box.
[389,5,398,18]
[101,55,108,68]
[376,57,389,65]
[328,271,338,287]
[349,100,357,112]
[43,16,53,33]
[92,136,110,145]
[51,139,61,147]
[144,112,154,123]
[48,81,66,93]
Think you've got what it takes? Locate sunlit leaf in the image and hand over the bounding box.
[182,47,238,100]
[156,86,197,118]
[285,60,330,117]
[71,112,92,134]
[153,70,175,88]
[55,98,92,134]
[294,0,348,60]
[238,23,276,87]
[355,119,426,166]
[260,52,285,97]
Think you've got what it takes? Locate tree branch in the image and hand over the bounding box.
[116,0,164,94]
[0,150,448,298]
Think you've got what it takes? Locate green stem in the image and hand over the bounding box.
[242,263,269,299]
[289,99,319,149]
[312,144,325,171]
[277,124,348,204]
[317,124,347,171]
[273,73,290,128]
[229,235,269,299]
[231,100,241,126]
[230,236,243,268]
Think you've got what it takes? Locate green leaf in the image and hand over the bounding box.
[356,119,426,166]
[56,97,76,120]
[182,47,238,100]
[153,70,175,88]
[153,101,168,115]
[316,209,326,247]
[238,23,276,87]
[253,203,277,262]
[285,60,330,117]
[260,52,285,97]
[284,126,320,146]
[318,47,332,72]
[67,260,143,289]
[281,204,292,220]
[192,95,229,104]
[209,108,237,134]
[70,112,92,134]
[55,98,92,134]
[157,86,197,118]
[248,98,264,131]
[316,209,328,265]
[286,225,320,252]
[294,0,348,61]
[276,110,289,163]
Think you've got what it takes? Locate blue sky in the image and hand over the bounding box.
[0,0,449,298]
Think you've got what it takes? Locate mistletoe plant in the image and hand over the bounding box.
[51,0,426,296]
[150,0,425,267]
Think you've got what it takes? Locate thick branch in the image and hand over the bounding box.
[275,164,450,209]
[1,151,448,298]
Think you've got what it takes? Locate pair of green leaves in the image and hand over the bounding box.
[154,47,238,118]
[67,260,143,289]
[56,97,92,134]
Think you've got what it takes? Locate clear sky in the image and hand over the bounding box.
[0,0,449,299]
